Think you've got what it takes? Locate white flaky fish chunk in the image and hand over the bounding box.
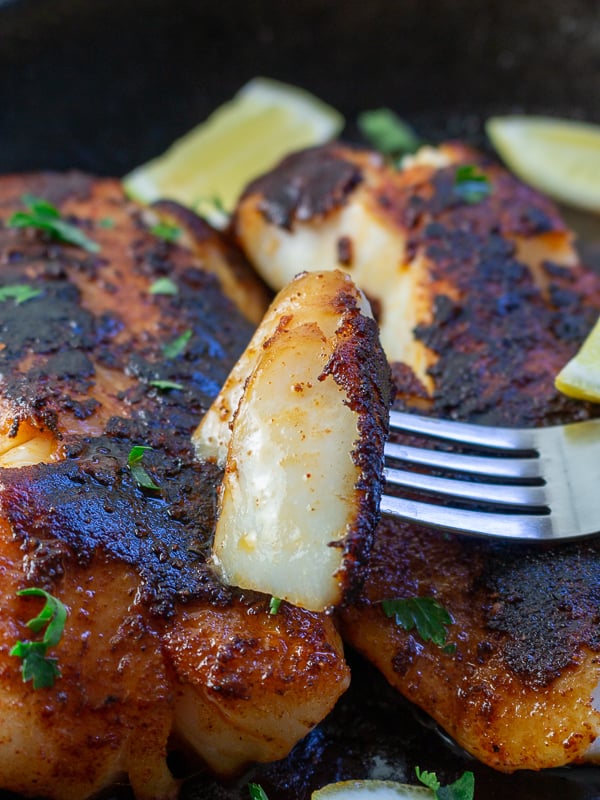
[194,270,391,611]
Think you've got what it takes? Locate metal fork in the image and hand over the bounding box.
[381,410,600,542]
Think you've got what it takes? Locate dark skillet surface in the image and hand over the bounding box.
[1,0,600,175]
[1,1,600,798]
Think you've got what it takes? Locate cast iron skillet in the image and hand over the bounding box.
[1,1,600,798]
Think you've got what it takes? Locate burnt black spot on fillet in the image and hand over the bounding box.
[318,303,392,603]
[2,441,230,616]
[245,144,363,230]
[405,165,600,428]
[0,174,256,615]
[478,541,600,688]
[374,153,600,686]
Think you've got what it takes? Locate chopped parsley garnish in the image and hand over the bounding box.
[162,329,192,359]
[127,445,160,490]
[0,284,42,305]
[97,217,115,228]
[382,596,455,653]
[248,784,270,800]
[150,222,182,243]
[10,588,67,690]
[8,194,100,253]
[269,597,282,615]
[149,277,179,296]
[149,379,184,391]
[454,165,492,204]
[357,108,421,158]
[416,767,475,800]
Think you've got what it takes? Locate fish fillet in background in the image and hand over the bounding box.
[0,173,353,799]
[234,142,600,771]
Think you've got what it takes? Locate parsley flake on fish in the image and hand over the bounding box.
[268,597,282,615]
[382,596,455,652]
[8,194,100,252]
[127,445,160,490]
[149,379,184,391]
[162,329,192,359]
[10,588,68,690]
[149,277,179,295]
[150,221,182,242]
[454,165,491,204]
[0,284,42,305]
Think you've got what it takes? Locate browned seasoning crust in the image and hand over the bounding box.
[0,173,255,614]
[0,173,350,799]
[319,295,392,603]
[339,148,600,770]
[243,144,364,231]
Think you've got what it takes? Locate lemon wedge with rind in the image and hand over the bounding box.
[487,115,600,212]
[555,315,600,402]
[312,780,433,799]
[123,77,344,226]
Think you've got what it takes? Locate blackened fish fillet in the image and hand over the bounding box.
[234,142,600,771]
[0,173,350,800]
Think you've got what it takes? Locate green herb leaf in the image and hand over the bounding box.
[21,650,61,690]
[416,768,475,800]
[382,596,454,649]
[150,222,182,242]
[149,379,184,391]
[438,772,475,800]
[269,597,282,615]
[415,767,441,792]
[128,444,153,465]
[10,588,67,690]
[162,329,192,359]
[98,217,115,229]
[248,784,270,800]
[127,445,160,490]
[149,277,179,296]
[0,284,42,305]
[454,165,491,204]
[22,194,60,218]
[8,195,100,253]
[357,108,421,157]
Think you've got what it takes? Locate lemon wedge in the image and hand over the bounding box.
[555,315,600,401]
[486,115,600,212]
[312,781,433,799]
[123,77,344,226]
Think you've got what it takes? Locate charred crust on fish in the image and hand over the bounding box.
[319,309,392,603]
[0,175,257,614]
[243,144,364,230]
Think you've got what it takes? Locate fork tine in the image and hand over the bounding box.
[383,465,548,508]
[384,441,542,479]
[389,410,537,451]
[379,494,553,540]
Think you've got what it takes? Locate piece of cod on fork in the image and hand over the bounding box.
[232,140,600,771]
